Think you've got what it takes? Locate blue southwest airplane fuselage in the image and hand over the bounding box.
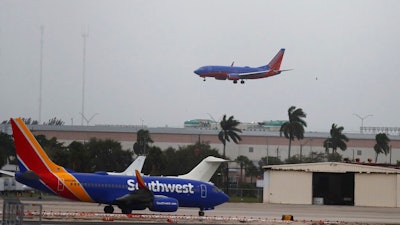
[11,118,228,216]
[194,48,290,84]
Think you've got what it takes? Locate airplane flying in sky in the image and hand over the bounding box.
[10,118,229,216]
[194,48,291,84]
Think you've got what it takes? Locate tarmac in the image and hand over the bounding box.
[2,197,400,224]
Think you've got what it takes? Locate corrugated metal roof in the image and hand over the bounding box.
[263,162,400,174]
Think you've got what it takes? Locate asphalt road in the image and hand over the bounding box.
[2,197,400,224]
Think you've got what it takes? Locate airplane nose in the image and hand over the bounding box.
[217,192,229,205]
[194,69,200,75]
[222,192,229,203]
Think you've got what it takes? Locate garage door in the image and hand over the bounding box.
[312,172,354,205]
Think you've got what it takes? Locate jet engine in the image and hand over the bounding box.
[149,196,179,212]
[227,73,240,80]
[214,76,227,80]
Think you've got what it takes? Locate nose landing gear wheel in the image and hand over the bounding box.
[198,210,205,216]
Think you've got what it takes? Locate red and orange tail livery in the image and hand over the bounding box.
[11,118,93,202]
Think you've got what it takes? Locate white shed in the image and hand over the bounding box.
[263,162,400,207]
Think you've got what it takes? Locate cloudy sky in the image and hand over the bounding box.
[1,0,399,132]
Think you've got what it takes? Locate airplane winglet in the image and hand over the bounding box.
[135,169,147,190]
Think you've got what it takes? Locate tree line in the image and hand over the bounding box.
[1,117,65,125]
[0,106,393,187]
[278,106,391,163]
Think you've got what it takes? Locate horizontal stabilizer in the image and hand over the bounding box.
[178,156,227,182]
[0,170,15,177]
[17,171,40,180]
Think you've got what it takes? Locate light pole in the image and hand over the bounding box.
[80,113,98,125]
[81,30,89,125]
[300,138,312,161]
[353,114,373,134]
[39,26,44,124]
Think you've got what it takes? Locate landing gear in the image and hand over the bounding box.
[203,78,206,81]
[198,210,205,217]
[104,205,114,214]
[121,208,132,214]
[233,80,245,84]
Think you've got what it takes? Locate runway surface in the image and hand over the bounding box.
[2,197,400,224]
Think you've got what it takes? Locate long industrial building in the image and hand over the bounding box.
[1,123,399,164]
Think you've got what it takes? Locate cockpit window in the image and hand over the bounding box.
[213,187,223,193]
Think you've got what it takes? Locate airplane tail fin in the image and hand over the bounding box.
[122,156,146,175]
[267,48,285,70]
[178,156,227,182]
[11,118,94,202]
[108,155,146,176]
[10,118,62,174]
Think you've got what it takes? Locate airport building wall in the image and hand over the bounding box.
[263,163,400,207]
[264,170,312,204]
[355,173,399,207]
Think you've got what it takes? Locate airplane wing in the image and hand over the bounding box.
[228,70,270,80]
[113,170,154,210]
[230,69,292,80]
[112,170,179,213]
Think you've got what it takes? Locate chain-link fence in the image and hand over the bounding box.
[223,188,263,203]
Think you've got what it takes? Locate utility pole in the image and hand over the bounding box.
[39,26,44,123]
[81,30,89,125]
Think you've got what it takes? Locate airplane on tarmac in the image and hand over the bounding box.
[11,118,228,216]
[194,48,291,84]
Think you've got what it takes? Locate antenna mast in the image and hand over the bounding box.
[81,29,89,125]
[39,26,44,124]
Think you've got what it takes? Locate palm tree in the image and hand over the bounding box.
[246,162,259,183]
[323,123,349,154]
[374,133,390,163]
[133,129,153,155]
[0,132,15,168]
[218,114,241,194]
[218,115,242,159]
[280,106,307,158]
[235,155,251,183]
